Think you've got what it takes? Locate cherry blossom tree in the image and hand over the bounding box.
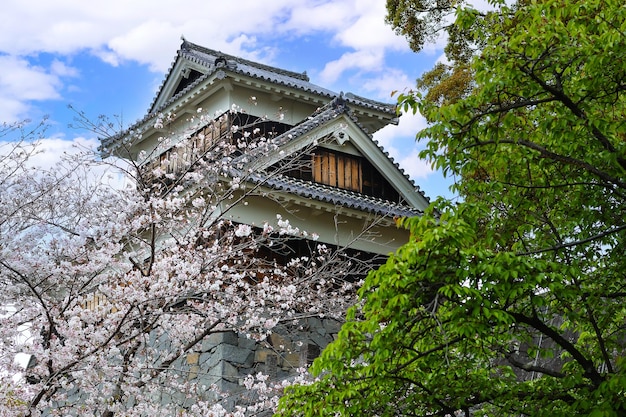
[0,108,380,416]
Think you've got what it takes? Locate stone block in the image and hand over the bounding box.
[265,354,278,378]
[323,319,342,334]
[188,365,199,380]
[199,351,211,366]
[202,342,246,370]
[186,353,200,365]
[218,380,241,395]
[238,335,257,350]
[201,337,218,351]
[269,333,290,351]
[310,332,332,350]
[223,345,253,366]
[282,353,301,368]
[222,361,239,382]
[221,331,239,345]
[201,351,222,371]
[206,363,223,377]
[307,317,323,331]
[299,343,320,366]
[254,349,272,363]
[204,331,238,347]
[196,373,220,394]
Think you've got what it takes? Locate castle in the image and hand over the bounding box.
[100,37,429,408]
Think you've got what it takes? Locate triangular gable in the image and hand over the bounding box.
[147,39,397,129]
[149,48,206,113]
[234,99,430,212]
[149,39,320,115]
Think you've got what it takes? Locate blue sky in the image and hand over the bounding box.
[0,0,456,200]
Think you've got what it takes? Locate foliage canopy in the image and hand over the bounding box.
[277,0,626,415]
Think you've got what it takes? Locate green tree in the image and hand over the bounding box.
[387,0,494,107]
[276,0,626,415]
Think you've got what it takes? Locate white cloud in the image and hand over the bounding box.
[0,56,78,121]
[375,110,426,149]
[374,111,433,180]
[330,2,408,52]
[280,1,357,34]
[280,0,407,50]
[106,20,181,71]
[0,0,296,71]
[0,0,425,79]
[319,50,384,85]
[397,149,433,180]
[359,69,413,100]
[292,0,416,85]
[0,0,445,180]
[0,97,30,124]
[25,136,100,170]
[0,134,131,190]
[50,60,79,78]
[0,56,61,101]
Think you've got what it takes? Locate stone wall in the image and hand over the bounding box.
[173,317,342,408]
[40,317,341,414]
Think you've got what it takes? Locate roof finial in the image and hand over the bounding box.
[333,92,346,108]
[180,35,189,48]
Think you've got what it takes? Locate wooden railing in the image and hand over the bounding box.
[139,113,233,185]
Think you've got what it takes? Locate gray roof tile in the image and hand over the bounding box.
[246,171,422,218]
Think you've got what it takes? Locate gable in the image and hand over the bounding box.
[241,100,430,212]
[145,39,397,131]
[136,100,428,217]
[148,39,320,115]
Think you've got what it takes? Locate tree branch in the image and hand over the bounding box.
[516,224,626,256]
[509,312,603,387]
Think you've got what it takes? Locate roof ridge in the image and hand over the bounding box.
[344,92,396,114]
[181,39,310,82]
